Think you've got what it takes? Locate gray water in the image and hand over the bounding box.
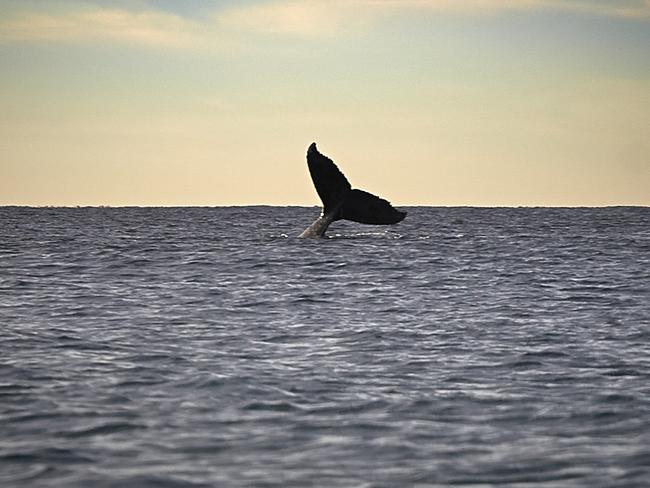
[1,206,649,487]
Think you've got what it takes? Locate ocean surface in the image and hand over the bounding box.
[1,206,649,487]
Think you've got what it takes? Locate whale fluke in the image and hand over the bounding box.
[306,142,351,216]
[300,143,406,238]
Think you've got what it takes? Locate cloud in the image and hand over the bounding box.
[358,0,650,19]
[549,0,650,20]
[218,0,650,37]
[0,5,211,47]
[216,1,344,37]
[0,0,648,48]
[214,0,538,38]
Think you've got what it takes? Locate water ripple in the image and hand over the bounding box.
[1,206,649,487]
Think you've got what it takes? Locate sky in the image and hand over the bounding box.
[1,0,649,206]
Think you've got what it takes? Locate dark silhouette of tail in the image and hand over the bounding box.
[304,143,406,234]
[338,188,406,224]
[306,142,351,216]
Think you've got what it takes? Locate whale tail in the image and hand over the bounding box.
[306,142,351,217]
[301,143,406,237]
[338,189,406,225]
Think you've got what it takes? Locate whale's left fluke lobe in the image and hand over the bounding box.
[299,143,406,238]
[306,142,350,216]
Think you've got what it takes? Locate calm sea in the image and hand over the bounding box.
[1,206,649,487]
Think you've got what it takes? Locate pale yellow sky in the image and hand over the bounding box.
[1,0,649,206]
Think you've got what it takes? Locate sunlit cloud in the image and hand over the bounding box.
[212,0,650,40]
[0,5,210,47]
[1,0,648,48]
[218,0,650,37]
[350,0,650,19]
[216,1,347,37]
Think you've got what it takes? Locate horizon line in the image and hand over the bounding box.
[1,204,648,209]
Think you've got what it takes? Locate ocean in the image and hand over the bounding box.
[1,206,649,487]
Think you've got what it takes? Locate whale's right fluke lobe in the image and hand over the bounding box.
[340,189,406,225]
[300,142,406,238]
